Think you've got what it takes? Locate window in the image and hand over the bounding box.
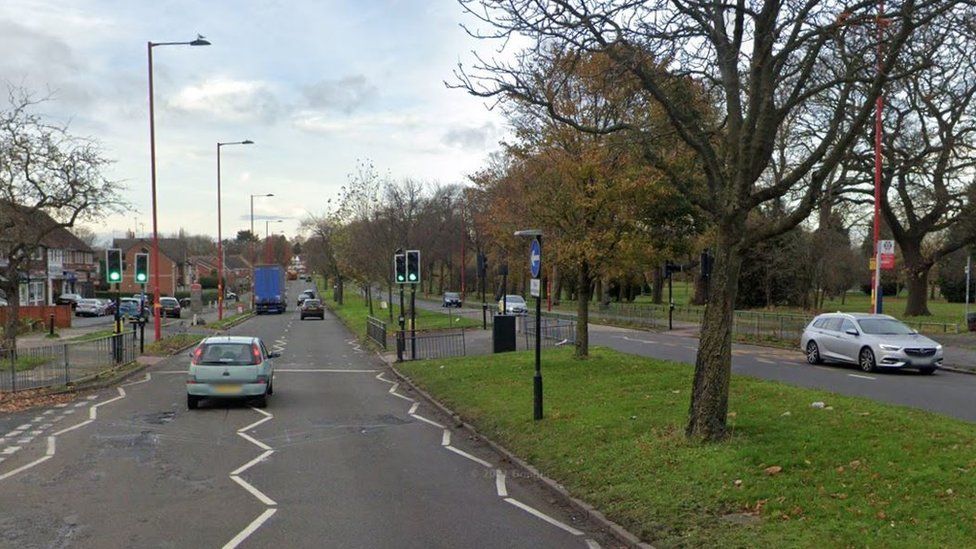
[858,318,914,335]
[813,318,828,329]
[822,318,843,332]
[30,247,43,260]
[840,320,857,334]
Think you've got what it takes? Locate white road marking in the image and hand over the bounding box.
[15,424,30,430]
[54,403,68,408]
[15,437,33,444]
[495,469,508,497]
[238,415,273,433]
[848,374,876,380]
[73,402,87,408]
[0,455,51,481]
[31,416,43,422]
[390,391,414,402]
[6,431,22,438]
[375,372,394,384]
[408,402,419,414]
[446,446,492,468]
[231,450,274,476]
[237,432,272,451]
[410,413,444,429]
[29,430,42,436]
[53,420,93,436]
[504,497,584,536]
[441,430,451,446]
[89,388,126,420]
[756,358,774,365]
[230,475,277,506]
[42,410,54,415]
[86,395,98,400]
[585,539,601,548]
[46,436,55,456]
[1,447,20,455]
[222,508,277,549]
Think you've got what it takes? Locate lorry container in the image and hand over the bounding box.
[254,264,287,314]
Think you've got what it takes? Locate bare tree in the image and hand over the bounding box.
[452,0,961,440]
[0,87,123,353]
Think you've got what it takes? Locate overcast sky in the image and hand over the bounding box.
[1,0,506,244]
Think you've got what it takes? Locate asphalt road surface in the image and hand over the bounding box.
[413,298,976,423]
[0,282,609,549]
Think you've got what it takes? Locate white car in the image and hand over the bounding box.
[497,295,528,315]
[802,313,943,374]
[75,298,108,317]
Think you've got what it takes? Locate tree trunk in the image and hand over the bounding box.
[1,273,19,356]
[366,285,373,316]
[388,283,394,324]
[552,266,562,306]
[575,260,591,358]
[651,267,664,304]
[901,243,932,317]
[691,267,707,305]
[686,234,742,441]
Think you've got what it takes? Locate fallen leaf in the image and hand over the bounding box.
[831,493,848,499]
[764,465,783,476]
[836,466,846,474]
[877,510,887,520]
[734,479,743,487]
[850,460,862,469]
[947,489,954,496]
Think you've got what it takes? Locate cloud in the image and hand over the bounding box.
[442,122,498,150]
[302,75,376,114]
[0,20,90,105]
[168,77,282,123]
[292,110,422,135]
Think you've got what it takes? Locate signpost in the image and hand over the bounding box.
[872,239,895,314]
[515,230,544,421]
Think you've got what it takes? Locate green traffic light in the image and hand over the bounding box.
[110,273,120,282]
[409,274,417,281]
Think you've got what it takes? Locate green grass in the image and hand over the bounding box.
[11,355,52,371]
[143,333,206,356]
[399,347,976,547]
[774,292,967,327]
[325,291,480,340]
[206,312,254,331]
[67,329,118,343]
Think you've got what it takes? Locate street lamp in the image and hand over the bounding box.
[216,140,254,320]
[147,34,210,342]
[265,219,283,263]
[514,228,543,421]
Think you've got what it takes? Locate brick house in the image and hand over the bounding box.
[111,238,188,296]
[0,204,97,305]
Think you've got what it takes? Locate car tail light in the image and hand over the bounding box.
[191,346,204,365]
[252,344,262,365]
[256,374,269,384]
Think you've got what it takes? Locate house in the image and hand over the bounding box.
[188,255,219,283]
[0,203,97,305]
[111,238,188,296]
[225,254,252,292]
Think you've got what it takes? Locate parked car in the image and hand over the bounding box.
[99,299,117,316]
[119,298,148,320]
[498,295,528,315]
[186,336,278,409]
[159,296,182,318]
[75,298,108,317]
[300,298,325,320]
[801,313,943,374]
[297,289,316,306]
[57,293,82,308]
[225,291,239,301]
[442,292,462,308]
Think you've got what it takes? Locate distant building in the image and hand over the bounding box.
[111,238,188,296]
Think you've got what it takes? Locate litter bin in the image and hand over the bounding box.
[493,314,517,353]
[967,312,976,332]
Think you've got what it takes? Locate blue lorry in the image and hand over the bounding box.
[254,264,287,314]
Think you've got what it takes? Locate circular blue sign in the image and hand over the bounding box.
[530,238,541,278]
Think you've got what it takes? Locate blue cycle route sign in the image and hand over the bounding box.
[530,238,541,278]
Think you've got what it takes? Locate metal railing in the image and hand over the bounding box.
[1,329,139,392]
[522,314,577,349]
[366,316,387,350]
[396,329,466,362]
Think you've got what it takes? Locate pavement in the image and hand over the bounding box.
[0,281,613,548]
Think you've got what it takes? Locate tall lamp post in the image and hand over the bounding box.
[515,229,543,420]
[265,219,283,263]
[216,140,254,320]
[147,34,210,342]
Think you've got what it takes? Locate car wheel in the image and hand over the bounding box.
[859,347,877,373]
[920,367,936,375]
[267,381,274,395]
[806,341,822,365]
[253,393,268,408]
[187,395,200,409]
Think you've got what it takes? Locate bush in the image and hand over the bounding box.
[198,276,218,289]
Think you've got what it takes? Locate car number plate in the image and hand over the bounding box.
[214,384,242,394]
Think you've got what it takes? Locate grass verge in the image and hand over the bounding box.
[206,311,254,331]
[143,333,206,356]
[398,346,976,547]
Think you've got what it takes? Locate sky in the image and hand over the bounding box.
[0,0,508,245]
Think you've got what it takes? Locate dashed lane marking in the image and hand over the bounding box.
[224,406,277,548]
[442,430,451,446]
[504,498,584,536]
[495,469,508,497]
[848,374,876,380]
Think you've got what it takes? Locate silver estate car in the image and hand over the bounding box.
[801,313,943,374]
[187,336,278,409]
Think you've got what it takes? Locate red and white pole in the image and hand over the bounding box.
[872,0,885,315]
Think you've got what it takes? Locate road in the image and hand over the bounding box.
[412,298,976,423]
[0,282,610,548]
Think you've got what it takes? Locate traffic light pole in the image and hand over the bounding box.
[398,286,405,362]
[410,285,417,360]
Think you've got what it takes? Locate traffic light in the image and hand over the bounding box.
[406,250,420,283]
[106,249,122,284]
[394,252,407,284]
[135,253,148,284]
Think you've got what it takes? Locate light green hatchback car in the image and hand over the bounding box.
[186,336,278,409]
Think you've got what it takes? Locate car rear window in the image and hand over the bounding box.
[445,293,459,298]
[304,299,321,306]
[193,343,259,365]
